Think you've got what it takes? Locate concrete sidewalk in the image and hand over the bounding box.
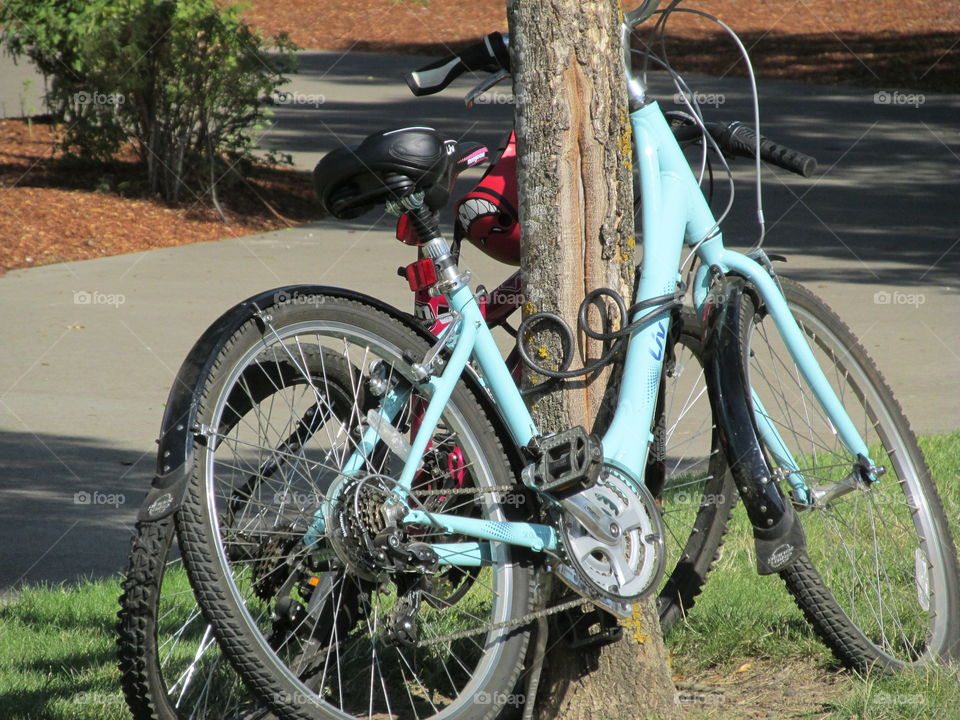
[1,51,957,590]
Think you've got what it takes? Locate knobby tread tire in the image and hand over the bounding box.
[175,295,533,720]
[118,518,174,720]
[781,553,889,671]
[656,309,736,632]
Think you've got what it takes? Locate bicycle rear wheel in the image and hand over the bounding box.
[739,276,960,670]
[119,345,363,720]
[175,293,534,720]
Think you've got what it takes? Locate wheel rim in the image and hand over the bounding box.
[746,297,950,664]
[201,320,519,719]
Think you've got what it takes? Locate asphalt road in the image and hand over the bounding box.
[1,51,957,590]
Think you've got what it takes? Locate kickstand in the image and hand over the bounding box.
[521,574,552,720]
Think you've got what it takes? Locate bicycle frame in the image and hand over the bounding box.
[312,34,877,570]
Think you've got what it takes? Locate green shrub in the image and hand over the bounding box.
[0,0,297,203]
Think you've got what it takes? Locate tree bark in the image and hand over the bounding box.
[508,1,678,717]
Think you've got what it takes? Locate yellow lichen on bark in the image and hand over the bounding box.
[621,603,652,644]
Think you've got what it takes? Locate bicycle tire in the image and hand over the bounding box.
[118,346,364,720]
[118,517,272,720]
[654,308,736,631]
[738,276,960,670]
[175,292,534,720]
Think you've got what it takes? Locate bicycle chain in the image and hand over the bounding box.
[415,595,589,648]
[405,483,595,648]
[412,484,520,497]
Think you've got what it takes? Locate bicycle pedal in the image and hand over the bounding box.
[558,606,624,650]
[522,427,602,500]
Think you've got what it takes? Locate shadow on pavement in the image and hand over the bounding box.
[0,430,149,589]
[262,51,959,288]
[346,28,960,93]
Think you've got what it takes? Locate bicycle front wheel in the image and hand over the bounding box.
[175,292,534,720]
[653,308,735,631]
[740,276,960,670]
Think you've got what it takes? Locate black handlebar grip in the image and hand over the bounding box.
[723,121,818,178]
[404,54,466,97]
[405,33,510,97]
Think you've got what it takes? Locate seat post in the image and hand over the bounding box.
[405,200,442,244]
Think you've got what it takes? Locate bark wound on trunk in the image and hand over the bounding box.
[509,1,678,718]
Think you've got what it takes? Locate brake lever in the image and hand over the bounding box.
[464,69,511,108]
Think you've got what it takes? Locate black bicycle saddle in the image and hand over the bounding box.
[313,127,485,219]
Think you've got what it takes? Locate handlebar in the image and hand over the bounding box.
[405,33,817,178]
[674,120,817,177]
[404,32,510,97]
[718,121,817,177]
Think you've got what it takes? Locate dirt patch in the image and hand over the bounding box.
[674,657,851,719]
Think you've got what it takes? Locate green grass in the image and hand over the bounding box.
[832,664,960,720]
[1,432,959,720]
[666,430,960,719]
[0,579,127,719]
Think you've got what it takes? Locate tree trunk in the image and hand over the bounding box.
[508,1,678,718]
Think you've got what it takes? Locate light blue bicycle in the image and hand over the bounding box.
[144,3,959,719]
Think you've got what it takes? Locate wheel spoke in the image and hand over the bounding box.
[744,279,956,668]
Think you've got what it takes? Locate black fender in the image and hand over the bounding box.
[701,276,807,575]
[137,284,526,522]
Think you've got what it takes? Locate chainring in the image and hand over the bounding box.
[556,467,666,604]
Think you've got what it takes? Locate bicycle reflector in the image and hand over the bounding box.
[403,258,438,292]
[396,212,420,246]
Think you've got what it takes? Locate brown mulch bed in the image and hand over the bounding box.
[0,118,318,274]
[243,0,959,93]
[2,1,957,274]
